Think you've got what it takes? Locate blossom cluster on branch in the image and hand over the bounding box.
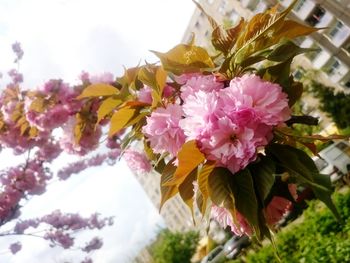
[0,43,119,261]
[0,1,347,259]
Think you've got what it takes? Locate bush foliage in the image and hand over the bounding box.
[231,189,350,263]
[150,229,199,263]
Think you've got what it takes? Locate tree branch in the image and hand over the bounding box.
[286,115,319,126]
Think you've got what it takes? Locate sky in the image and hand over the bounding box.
[0,0,196,262]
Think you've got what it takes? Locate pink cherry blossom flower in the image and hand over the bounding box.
[9,242,22,254]
[174,73,201,85]
[180,74,291,173]
[123,149,152,174]
[180,74,223,100]
[12,42,24,62]
[36,140,62,162]
[82,237,103,252]
[81,258,93,263]
[138,86,153,104]
[44,230,74,249]
[8,69,23,84]
[138,85,175,104]
[211,205,252,236]
[143,103,186,157]
[264,184,298,225]
[265,196,292,225]
[224,74,291,125]
[163,85,175,98]
[89,72,114,84]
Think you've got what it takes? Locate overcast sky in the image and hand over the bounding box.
[0,0,196,262]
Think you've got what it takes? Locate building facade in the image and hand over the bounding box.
[133,168,198,233]
[182,0,350,91]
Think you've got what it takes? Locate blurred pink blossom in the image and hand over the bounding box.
[123,149,151,174]
[143,103,185,157]
[9,242,22,254]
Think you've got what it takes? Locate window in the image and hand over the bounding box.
[325,58,340,75]
[329,20,344,38]
[305,5,325,26]
[293,69,303,80]
[345,80,350,88]
[305,43,321,61]
[294,0,306,12]
[218,1,227,15]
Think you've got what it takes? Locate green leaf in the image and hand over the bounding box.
[267,40,319,62]
[108,107,137,137]
[208,167,235,210]
[164,140,205,186]
[77,83,119,99]
[312,173,341,221]
[249,156,276,203]
[259,59,292,90]
[287,81,303,107]
[266,143,339,219]
[159,161,178,211]
[197,161,216,214]
[267,143,317,182]
[96,97,122,124]
[151,44,215,75]
[231,169,259,228]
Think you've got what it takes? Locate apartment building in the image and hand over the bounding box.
[133,167,199,233]
[182,0,350,91]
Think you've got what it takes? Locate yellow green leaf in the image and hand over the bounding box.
[108,107,136,137]
[29,97,45,113]
[155,67,167,93]
[77,83,119,99]
[74,113,85,144]
[212,18,245,55]
[151,44,215,75]
[197,161,216,214]
[274,20,320,42]
[192,0,218,29]
[164,140,205,186]
[96,97,122,124]
[15,116,27,127]
[29,126,39,138]
[20,123,29,136]
[233,0,315,64]
[138,65,167,107]
[159,161,178,211]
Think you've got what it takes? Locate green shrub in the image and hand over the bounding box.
[244,190,350,263]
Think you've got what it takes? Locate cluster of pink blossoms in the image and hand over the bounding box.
[143,74,291,172]
[0,160,52,222]
[25,80,81,131]
[123,149,152,174]
[9,210,113,254]
[57,149,121,180]
[142,73,292,233]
